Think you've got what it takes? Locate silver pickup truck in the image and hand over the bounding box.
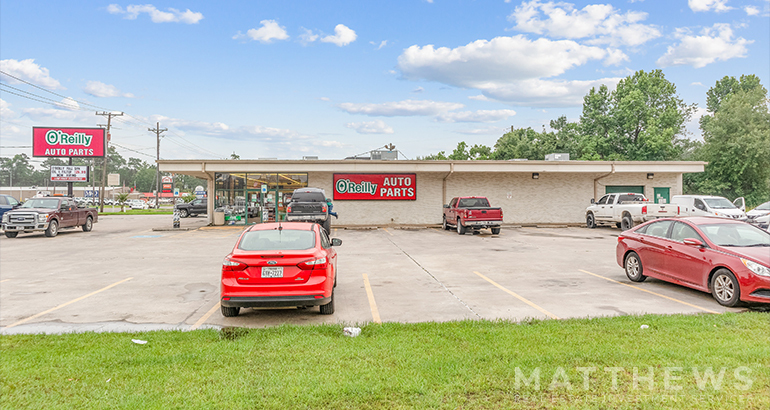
[586,193,679,230]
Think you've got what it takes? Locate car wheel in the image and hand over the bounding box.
[221,305,240,317]
[82,216,93,232]
[491,227,501,235]
[586,213,596,229]
[711,269,741,307]
[621,215,634,231]
[4,231,18,238]
[179,209,189,218]
[323,218,331,235]
[44,220,58,237]
[442,216,449,230]
[457,218,466,235]
[319,291,335,315]
[624,252,647,282]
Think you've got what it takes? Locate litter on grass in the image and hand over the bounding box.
[343,327,361,337]
[640,325,649,329]
[131,339,148,344]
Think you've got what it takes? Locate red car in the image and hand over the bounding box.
[220,222,341,317]
[616,217,770,306]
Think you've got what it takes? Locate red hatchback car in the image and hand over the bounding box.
[220,222,341,317]
[616,217,770,306]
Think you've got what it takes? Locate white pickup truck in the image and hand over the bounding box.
[586,193,679,230]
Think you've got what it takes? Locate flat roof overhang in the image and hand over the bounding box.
[158,159,706,179]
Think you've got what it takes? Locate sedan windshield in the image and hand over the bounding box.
[239,229,315,251]
[699,224,770,247]
[703,197,738,209]
[754,201,770,211]
[20,199,59,209]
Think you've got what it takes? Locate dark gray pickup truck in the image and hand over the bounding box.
[286,188,330,233]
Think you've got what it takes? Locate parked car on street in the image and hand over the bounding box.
[220,222,341,317]
[0,194,21,220]
[442,196,503,235]
[285,188,330,233]
[587,193,679,230]
[746,201,770,230]
[175,198,207,217]
[1,197,98,238]
[616,217,770,307]
[670,195,747,221]
[126,199,149,210]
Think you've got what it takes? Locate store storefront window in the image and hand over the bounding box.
[215,172,307,225]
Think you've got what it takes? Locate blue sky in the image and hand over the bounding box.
[1,0,768,162]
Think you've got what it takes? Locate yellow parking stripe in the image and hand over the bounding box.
[382,228,393,236]
[578,269,720,314]
[4,277,133,329]
[474,271,559,319]
[0,279,9,283]
[191,302,221,330]
[362,274,382,323]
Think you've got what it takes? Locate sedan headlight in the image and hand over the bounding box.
[742,259,770,277]
[37,214,49,223]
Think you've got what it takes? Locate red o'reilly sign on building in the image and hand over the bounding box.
[33,127,106,157]
[334,173,416,200]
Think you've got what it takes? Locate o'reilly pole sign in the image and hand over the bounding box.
[333,174,416,200]
[32,127,106,157]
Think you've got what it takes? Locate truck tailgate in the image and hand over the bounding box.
[465,207,503,221]
[645,203,678,218]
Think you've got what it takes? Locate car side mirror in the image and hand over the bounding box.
[331,238,342,246]
[683,238,704,247]
[590,198,595,204]
[443,204,449,208]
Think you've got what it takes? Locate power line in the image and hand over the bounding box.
[0,70,111,111]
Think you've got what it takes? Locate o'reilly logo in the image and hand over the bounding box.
[336,179,377,195]
[45,130,93,147]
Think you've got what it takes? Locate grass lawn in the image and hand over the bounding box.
[1,313,768,409]
[98,208,173,216]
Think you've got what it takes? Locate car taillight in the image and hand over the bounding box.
[298,257,328,270]
[641,206,647,214]
[222,257,247,271]
[618,236,625,242]
[676,206,680,215]
[287,205,292,213]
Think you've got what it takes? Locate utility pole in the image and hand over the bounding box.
[149,122,167,208]
[96,111,123,212]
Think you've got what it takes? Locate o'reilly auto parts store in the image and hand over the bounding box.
[158,159,705,226]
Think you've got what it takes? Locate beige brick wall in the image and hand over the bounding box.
[307,171,683,226]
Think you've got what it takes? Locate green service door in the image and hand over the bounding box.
[653,187,670,204]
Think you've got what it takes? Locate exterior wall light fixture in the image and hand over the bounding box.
[647,173,654,179]
[532,173,539,179]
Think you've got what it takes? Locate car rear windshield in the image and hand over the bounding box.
[20,199,59,209]
[699,223,770,247]
[618,194,645,203]
[238,229,316,251]
[291,192,326,202]
[458,198,490,207]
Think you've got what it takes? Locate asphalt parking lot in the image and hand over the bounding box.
[0,215,748,334]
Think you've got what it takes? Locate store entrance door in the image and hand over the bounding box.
[246,190,262,224]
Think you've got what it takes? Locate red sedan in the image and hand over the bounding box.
[220,222,341,317]
[616,217,770,306]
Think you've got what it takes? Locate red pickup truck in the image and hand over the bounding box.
[443,196,503,235]
[1,197,98,238]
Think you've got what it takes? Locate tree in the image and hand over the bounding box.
[492,128,543,160]
[116,192,130,212]
[689,86,770,206]
[0,154,35,186]
[705,74,763,115]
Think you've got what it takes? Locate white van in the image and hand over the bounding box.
[670,195,748,220]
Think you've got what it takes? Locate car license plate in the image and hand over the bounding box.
[261,267,283,278]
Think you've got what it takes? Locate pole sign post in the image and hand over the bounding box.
[50,166,89,182]
[33,127,106,157]
[333,174,417,200]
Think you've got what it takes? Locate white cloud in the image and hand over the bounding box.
[299,28,319,44]
[412,87,424,93]
[321,24,357,46]
[345,120,395,134]
[657,24,752,68]
[234,20,289,43]
[397,35,617,106]
[688,0,732,13]
[319,97,331,102]
[370,40,388,50]
[0,98,15,119]
[436,109,517,123]
[338,99,464,116]
[603,49,629,66]
[744,5,760,15]
[0,59,63,89]
[508,1,661,47]
[691,81,704,86]
[107,4,203,24]
[685,106,708,140]
[84,81,134,98]
[468,94,489,101]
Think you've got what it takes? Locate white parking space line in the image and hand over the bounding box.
[362,274,382,323]
[578,269,720,314]
[473,271,560,319]
[191,302,221,330]
[3,277,134,329]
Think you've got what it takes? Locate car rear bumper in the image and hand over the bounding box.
[463,220,502,227]
[286,214,328,222]
[221,295,331,308]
